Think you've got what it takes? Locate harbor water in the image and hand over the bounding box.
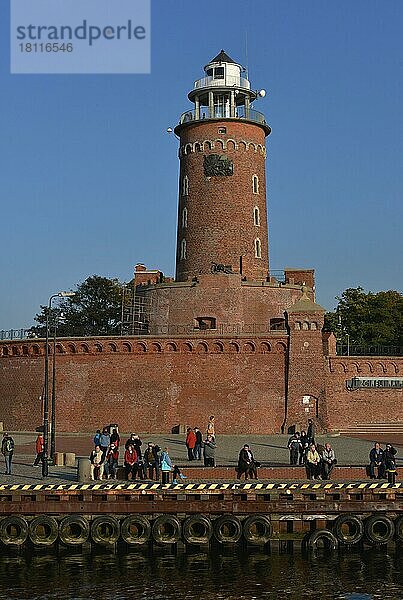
[0,547,402,600]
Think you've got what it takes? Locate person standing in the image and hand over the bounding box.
[33,433,44,467]
[99,428,110,460]
[306,419,315,446]
[93,429,102,447]
[193,427,202,460]
[321,442,336,480]
[110,428,120,448]
[185,427,196,461]
[1,433,14,475]
[160,447,173,484]
[203,435,216,467]
[299,430,309,465]
[287,432,302,466]
[383,444,397,484]
[206,416,215,438]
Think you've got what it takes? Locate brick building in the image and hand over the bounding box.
[0,52,402,434]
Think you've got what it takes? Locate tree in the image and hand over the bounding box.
[31,275,124,337]
[324,287,403,348]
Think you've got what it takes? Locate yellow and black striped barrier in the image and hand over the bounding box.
[0,480,401,492]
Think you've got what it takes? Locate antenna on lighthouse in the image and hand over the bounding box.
[245,31,249,79]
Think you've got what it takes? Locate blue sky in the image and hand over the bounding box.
[0,0,402,329]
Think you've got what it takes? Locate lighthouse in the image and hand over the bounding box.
[174,50,271,282]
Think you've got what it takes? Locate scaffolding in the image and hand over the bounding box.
[120,284,153,336]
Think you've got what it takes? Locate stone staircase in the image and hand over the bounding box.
[336,423,403,436]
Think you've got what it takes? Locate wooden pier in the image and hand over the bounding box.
[0,480,401,551]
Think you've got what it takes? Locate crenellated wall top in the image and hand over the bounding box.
[0,336,288,358]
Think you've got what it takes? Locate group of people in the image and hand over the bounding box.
[89,428,187,484]
[185,416,217,467]
[286,419,336,480]
[369,442,397,483]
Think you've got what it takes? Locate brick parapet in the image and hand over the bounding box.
[0,334,289,358]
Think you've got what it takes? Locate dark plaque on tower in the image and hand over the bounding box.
[204,154,233,177]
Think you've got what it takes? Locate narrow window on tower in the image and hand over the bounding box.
[254,238,262,258]
[182,207,188,228]
[252,175,259,194]
[180,239,187,260]
[182,175,189,196]
[253,206,260,226]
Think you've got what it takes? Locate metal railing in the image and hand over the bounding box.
[179,107,268,127]
[336,344,402,357]
[194,75,250,90]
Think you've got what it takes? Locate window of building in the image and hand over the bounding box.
[182,207,188,228]
[180,239,187,260]
[270,318,286,331]
[182,175,189,196]
[254,238,262,258]
[214,67,224,79]
[194,317,217,330]
[218,127,227,134]
[252,175,259,194]
[253,206,260,226]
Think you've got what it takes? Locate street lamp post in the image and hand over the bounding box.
[50,322,57,462]
[42,291,75,478]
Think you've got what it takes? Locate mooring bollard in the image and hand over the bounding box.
[78,457,91,482]
[64,452,76,468]
[54,452,65,467]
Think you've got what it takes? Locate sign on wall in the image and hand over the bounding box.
[346,377,403,391]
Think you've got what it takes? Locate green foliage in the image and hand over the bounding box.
[31,275,124,337]
[324,287,403,347]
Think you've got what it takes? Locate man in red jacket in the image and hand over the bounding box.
[185,427,196,461]
[33,433,44,467]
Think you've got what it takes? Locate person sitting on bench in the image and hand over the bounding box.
[321,442,336,480]
[369,442,385,479]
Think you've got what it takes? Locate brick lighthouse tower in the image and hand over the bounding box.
[174,50,271,282]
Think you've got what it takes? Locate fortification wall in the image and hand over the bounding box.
[1,338,401,435]
[323,356,403,430]
[0,336,287,434]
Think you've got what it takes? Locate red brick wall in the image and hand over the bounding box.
[323,356,403,430]
[0,336,286,434]
[176,121,269,282]
[1,339,401,435]
[145,274,313,336]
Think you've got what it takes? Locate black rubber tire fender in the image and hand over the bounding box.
[121,515,151,545]
[152,515,182,544]
[394,515,403,543]
[183,515,213,545]
[59,515,90,546]
[306,529,338,552]
[214,515,242,543]
[364,515,395,545]
[242,515,272,545]
[333,514,364,545]
[29,516,59,546]
[91,516,120,546]
[0,516,29,546]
